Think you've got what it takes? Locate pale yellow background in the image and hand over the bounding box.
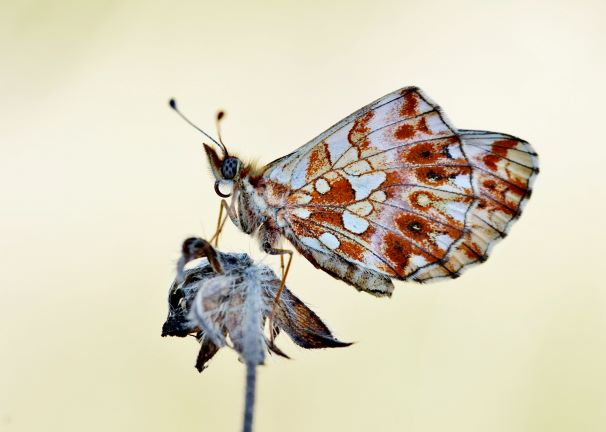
[1,0,605,431]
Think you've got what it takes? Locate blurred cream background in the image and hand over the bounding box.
[1,0,605,431]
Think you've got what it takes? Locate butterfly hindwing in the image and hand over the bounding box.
[410,131,538,281]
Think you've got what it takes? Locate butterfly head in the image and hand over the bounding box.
[203,143,242,198]
[168,100,242,198]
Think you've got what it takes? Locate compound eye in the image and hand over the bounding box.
[221,157,239,180]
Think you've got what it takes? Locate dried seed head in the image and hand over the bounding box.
[162,237,351,372]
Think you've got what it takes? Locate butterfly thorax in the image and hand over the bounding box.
[232,170,279,234]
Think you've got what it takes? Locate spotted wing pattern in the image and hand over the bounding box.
[263,87,538,295]
[411,129,538,281]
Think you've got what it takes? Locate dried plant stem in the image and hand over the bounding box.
[242,362,256,432]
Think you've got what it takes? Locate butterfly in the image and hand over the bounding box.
[170,86,539,297]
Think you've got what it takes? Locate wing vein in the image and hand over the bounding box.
[472,165,529,192]
[464,144,536,169]
[379,182,473,199]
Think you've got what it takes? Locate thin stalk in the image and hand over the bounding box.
[242,362,256,432]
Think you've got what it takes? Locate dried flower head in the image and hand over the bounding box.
[162,237,351,432]
[162,237,350,372]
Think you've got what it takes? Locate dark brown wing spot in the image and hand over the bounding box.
[482,154,501,171]
[415,166,471,187]
[313,177,356,205]
[339,239,365,261]
[462,239,484,260]
[418,167,448,185]
[310,209,342,229]
[408,221,422,232]
[416,117,430,134]
[483,180,497,190]
[405,142,441,164]
[348,111,374,145]
[481,139,520,171]
[394,124,415,140]
[400,91,419,117]
[394,213,428,241]
[383,232,412,275]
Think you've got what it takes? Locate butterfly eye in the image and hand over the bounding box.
[221,157,239,180]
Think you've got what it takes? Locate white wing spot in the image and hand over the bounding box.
[293,193,312,205]
[324,171,339,181]
[300,236,327,252]
[447,143,463,159]
[300,184,314,194]
[370,190,386,203]
[342,210,369,234]
[347,200,373,217]
[319,232,340,250]
[453,174,471,190]
[315,178,330,194]
[344,171,386,201]
[425,112,450,135]
[344,160,372,176]
[292,208,311,219]
[269,166,290,184]
[410,255,429,267]
[334,147,359,169]
[416,193,431,207]
[327,139,351,165]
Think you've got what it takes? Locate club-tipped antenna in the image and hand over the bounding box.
[215,110,226,149]
[169,99,228,156]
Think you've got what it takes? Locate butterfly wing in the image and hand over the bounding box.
[411,130,538,281]
[263,87,537,295]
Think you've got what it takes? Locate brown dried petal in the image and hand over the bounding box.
[195,336,220,373]
[273,286,352,349]
[267,340,290,359]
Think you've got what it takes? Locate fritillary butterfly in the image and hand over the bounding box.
[174,87,539,296]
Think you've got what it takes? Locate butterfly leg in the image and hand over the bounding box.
[266,247,293,346]
[210,199,239,247]
[211,201,225,248]
[258,221,294,344]
[280,254,285,279]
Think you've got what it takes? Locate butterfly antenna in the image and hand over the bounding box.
[215,111,228,156]
[168,99,228,155]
